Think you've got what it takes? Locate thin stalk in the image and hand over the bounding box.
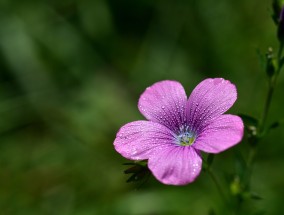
[207,168,227,203]
[241,43,284,214]
[247,146,256,168]
[277,42,284,62]
[259,43,284,131]
[249,44,283,166]
[260,43,284,133]
[259,80,274,133]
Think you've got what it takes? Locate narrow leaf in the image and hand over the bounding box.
[238,114,258,127]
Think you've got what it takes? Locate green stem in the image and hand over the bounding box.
[207,168,227,203]
[247,146,256,168]
[277,42,283,62]
[259,81,274,133]
[250,43,283,178]
[260,43,283,133]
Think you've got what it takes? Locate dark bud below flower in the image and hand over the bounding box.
[277,6,284,43]
[272,0,282,25]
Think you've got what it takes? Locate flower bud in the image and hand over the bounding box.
[230,176,241,195]
[272,0,282,24]
[277,6,284,42]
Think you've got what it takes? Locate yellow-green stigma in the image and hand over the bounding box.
[177,131,196,146]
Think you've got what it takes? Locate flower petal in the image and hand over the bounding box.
[138,80,187,132]
[114,120,175,160]
[186,78,237,133]
[193,114,244,153]
[148,146,202,185]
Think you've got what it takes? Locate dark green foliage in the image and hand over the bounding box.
[0,0,284,214]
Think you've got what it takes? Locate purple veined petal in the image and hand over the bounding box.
[193,114,244,153]
[138,80,187,132]
[148,146,202,185]
[114,120,176,160]
[186,78,237,133]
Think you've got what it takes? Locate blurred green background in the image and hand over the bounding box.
[0,0,284,214]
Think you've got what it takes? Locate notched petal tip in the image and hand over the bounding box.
[138,80,187,131]
[186,78,238,132]
[204,77,237,98]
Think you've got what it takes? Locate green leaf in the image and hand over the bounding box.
[269,121,280,130]
[206,154,215,167]
[269,118,284,130]
[238,114,259,127]
[124,165,143,174]
[123,161,150,183]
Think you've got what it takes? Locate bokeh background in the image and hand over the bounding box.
[0,0,284,214]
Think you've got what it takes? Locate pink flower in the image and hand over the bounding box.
[114,78,244,185]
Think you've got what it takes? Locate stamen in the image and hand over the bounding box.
[176,127,196,146]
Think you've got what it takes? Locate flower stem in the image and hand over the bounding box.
[247,145,256,168]
[247,43,283,182]
[207,167,227,203]
[239,43,284,214]
[259,81,274,133]
[260,43,283,133]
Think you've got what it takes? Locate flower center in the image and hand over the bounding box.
[175,125,196,146]
[177,132,195,146]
